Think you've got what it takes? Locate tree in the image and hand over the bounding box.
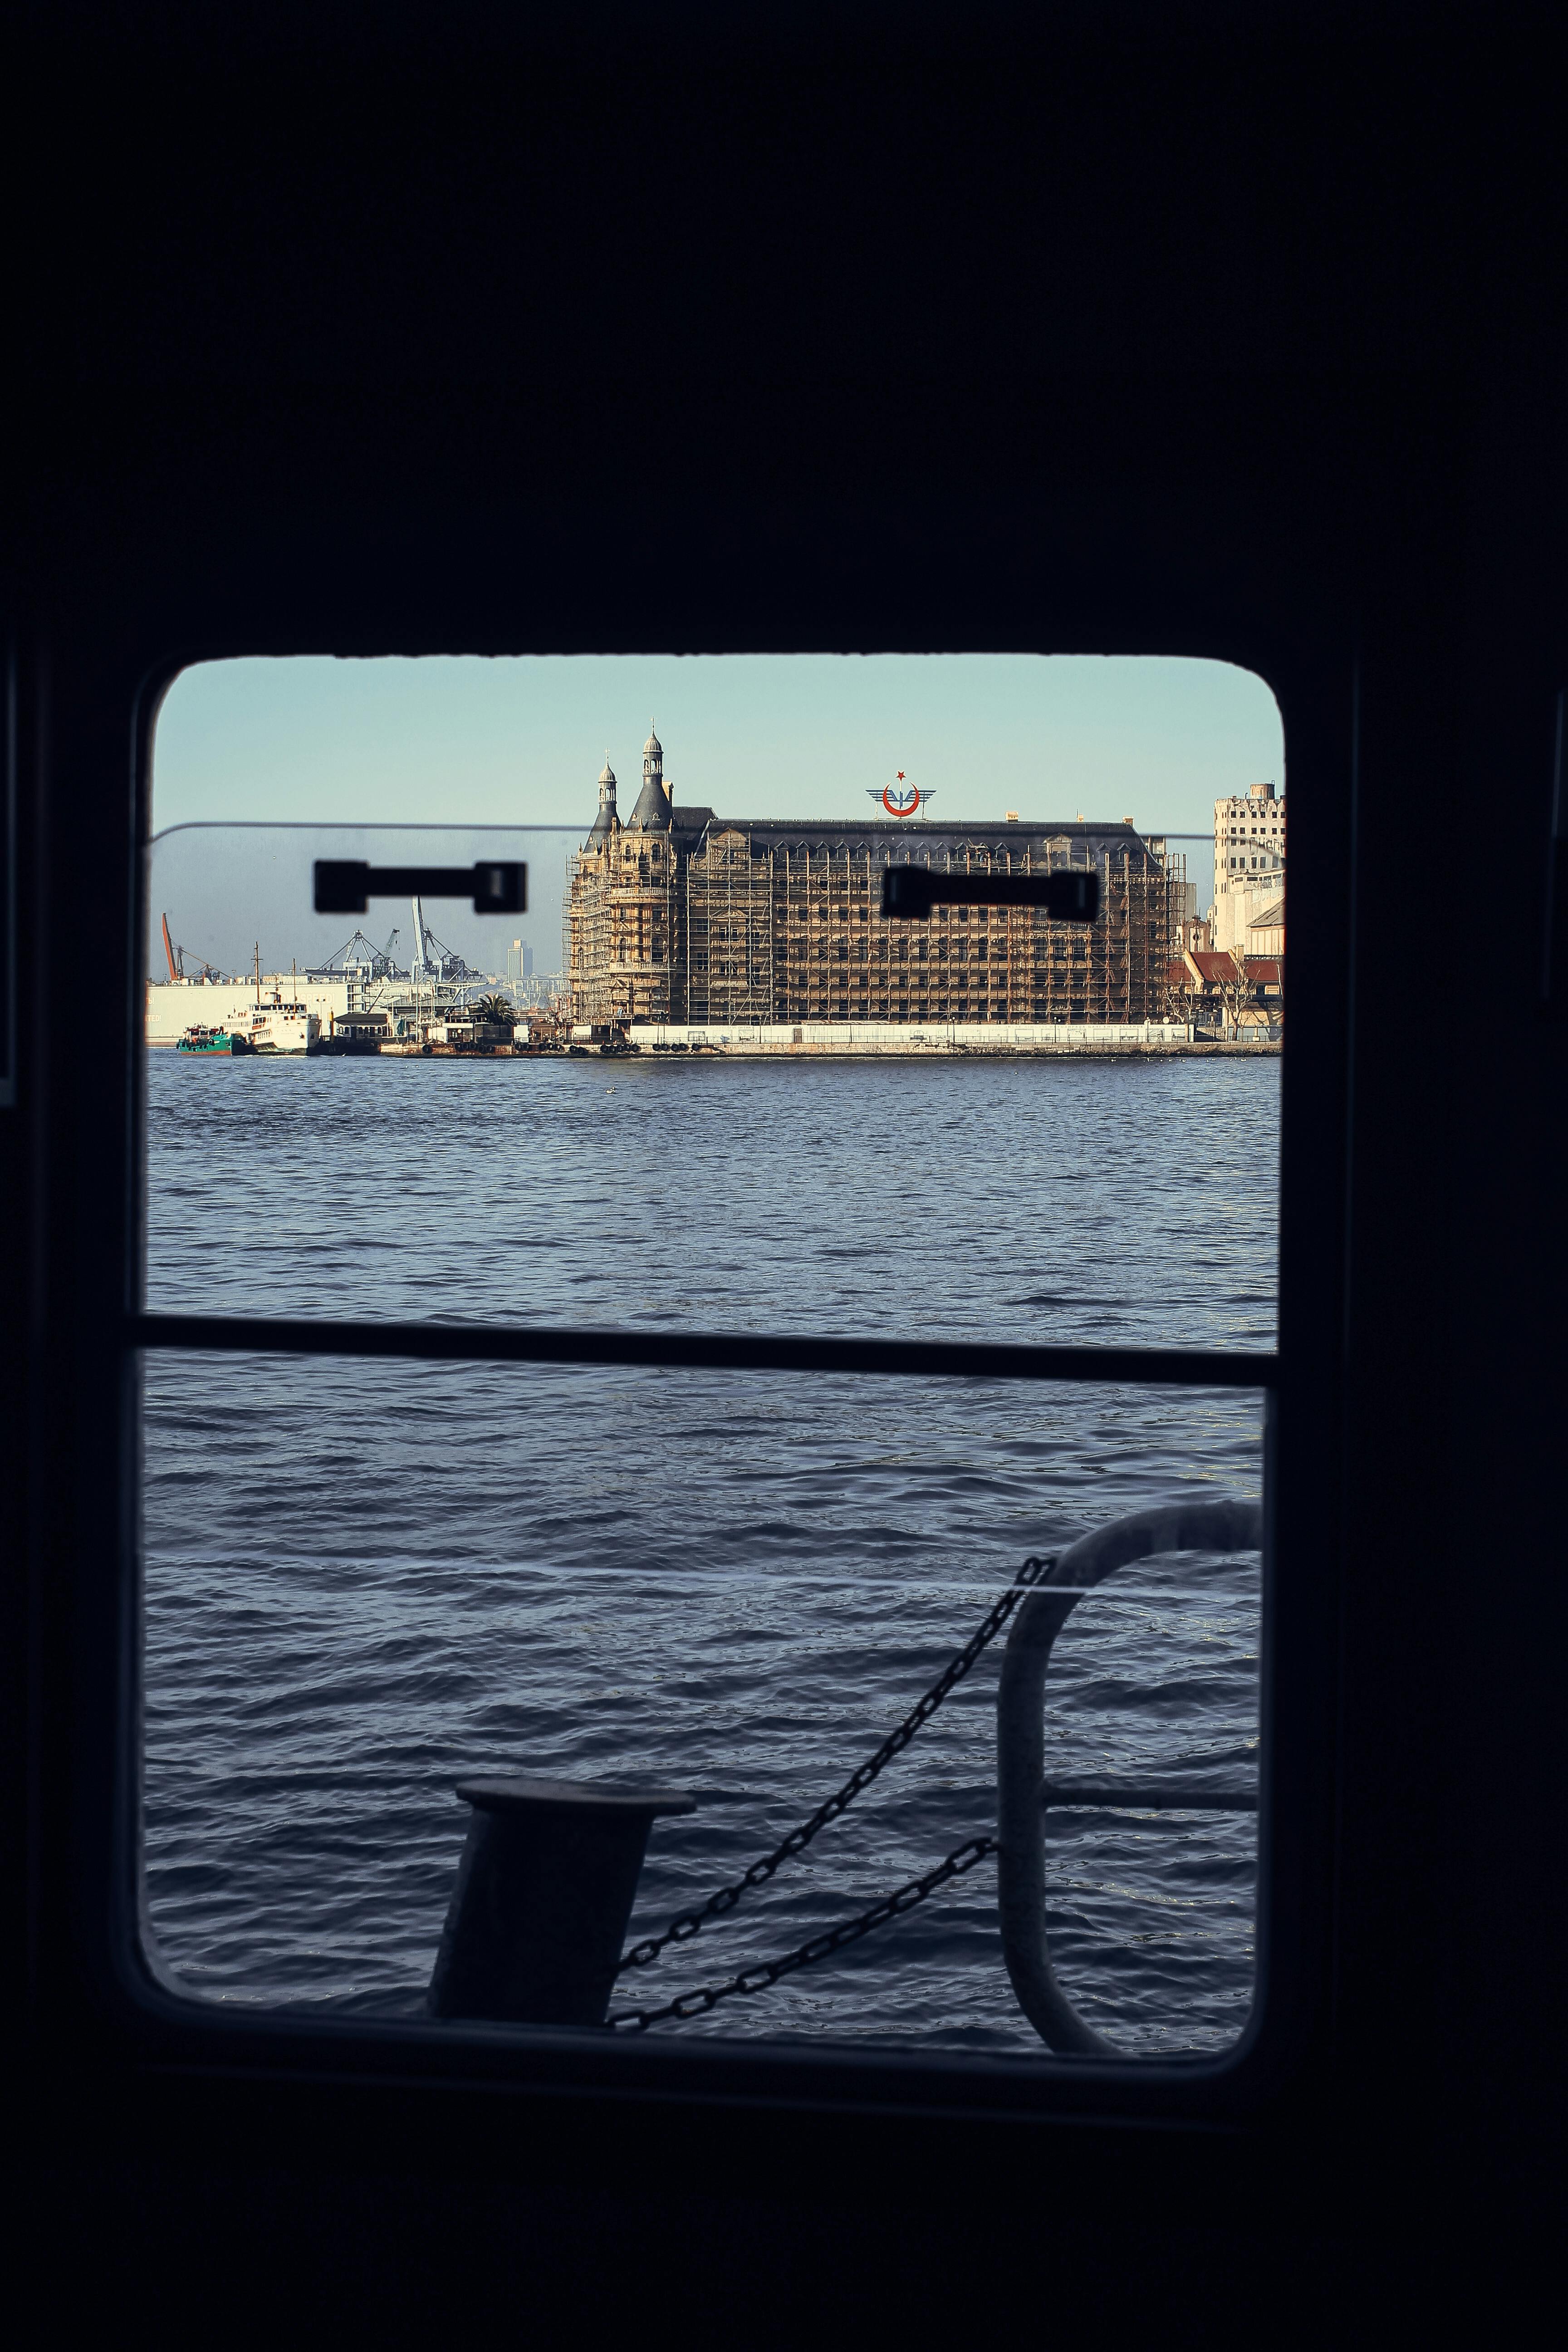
[1215,949,1255,1040]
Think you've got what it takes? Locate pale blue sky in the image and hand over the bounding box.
[148,655,1284,972]
[153,654,1282,843]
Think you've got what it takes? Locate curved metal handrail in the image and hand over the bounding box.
[995,1498,1264,2055]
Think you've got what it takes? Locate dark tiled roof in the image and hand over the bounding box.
[668,815,1165,867]
[627,777,673,830]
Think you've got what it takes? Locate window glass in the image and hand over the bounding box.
[143,1353,1264,2053]
[142,654,1283,2062]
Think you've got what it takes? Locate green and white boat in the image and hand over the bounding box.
[176,1025,253,1056]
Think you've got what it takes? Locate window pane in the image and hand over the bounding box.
[145,809,1278,1349]
[142,1354,1264,2057]
[147,655,1284,1343]
[141,657,1284,2067]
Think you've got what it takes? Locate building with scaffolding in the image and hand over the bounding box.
[568,729,1185,1031]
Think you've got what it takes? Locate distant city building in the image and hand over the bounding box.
[510,970,563,1010]
[568,730,1184,1028]
[1248,898,1284,960]
[506,938,534,980]
[1212,780,1285,954]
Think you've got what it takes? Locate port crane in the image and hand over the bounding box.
[159,911,219,982]
[410,894,435,980]
[308,928,402,983]
[408,897,475,983]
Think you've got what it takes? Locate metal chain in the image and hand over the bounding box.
[617,1551,1054,1974]
[609,1834,999,2031]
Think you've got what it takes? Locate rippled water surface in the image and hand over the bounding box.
[144,1051,1278,2054]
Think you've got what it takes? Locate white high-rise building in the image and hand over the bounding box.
[1211,779,1285,954]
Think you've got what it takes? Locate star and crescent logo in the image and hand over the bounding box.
[867,771,933,818]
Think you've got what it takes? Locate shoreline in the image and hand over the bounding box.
[606,1019,1279,1058]
[148,1029,1281,1059]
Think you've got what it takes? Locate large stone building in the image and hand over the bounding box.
[568,730,1184,1029]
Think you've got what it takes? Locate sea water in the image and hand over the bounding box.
[142,1050,1277,2054]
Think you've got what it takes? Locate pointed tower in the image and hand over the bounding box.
[628,721,671,831]
[587,753,620,845]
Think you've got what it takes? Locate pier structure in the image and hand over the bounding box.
[568,735,1185,1031]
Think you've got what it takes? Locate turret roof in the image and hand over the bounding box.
[587,752,620,845]
[627,783,671,830]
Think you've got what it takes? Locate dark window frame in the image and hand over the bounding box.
[99,639,1347,2133]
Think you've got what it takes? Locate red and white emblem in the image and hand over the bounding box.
[868,770,932,818]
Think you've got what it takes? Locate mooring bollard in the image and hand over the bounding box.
[427,1775,696,2027]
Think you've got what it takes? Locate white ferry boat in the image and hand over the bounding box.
[248,1002,320,1055]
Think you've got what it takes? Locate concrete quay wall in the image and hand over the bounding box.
[626,1020,1277,1057]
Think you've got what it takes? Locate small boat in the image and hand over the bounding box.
[176,1025,253,1056]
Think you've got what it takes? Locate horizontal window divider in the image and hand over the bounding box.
[1043,1781,1259,1812]
[129,1313,1278,1390]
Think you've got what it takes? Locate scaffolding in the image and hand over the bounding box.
[685,827,774,1023]
[568,822,1184,1029]
[568,834,682,1027]
[761,833,1183,1026]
